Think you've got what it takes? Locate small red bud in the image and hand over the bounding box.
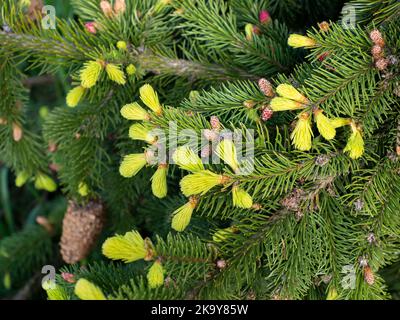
[61,272,76,284]
[85,22,97,34]
[49,163,60,172]
[371,45,383,59]
[12,123,23,142]
[318,52,330,62]
[375,58,389,71]
[369,29,384,46]
[216,260,227,269]
[261,107,273,122]
[363,266,375,285]
[318,21,330,32]
[259,10,271,24]
[253,26,262,35]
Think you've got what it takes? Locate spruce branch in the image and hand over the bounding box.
[0,30,83,57]
[0,31,259,82]
[136,47,259,81]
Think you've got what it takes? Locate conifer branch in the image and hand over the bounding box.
[137,48,259,81]
[0,31,87,62]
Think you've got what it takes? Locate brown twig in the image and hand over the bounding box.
[22,75,55,88]
[10,273,42,300]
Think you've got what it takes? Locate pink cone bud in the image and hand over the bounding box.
[114,0,126,15]
[259,10,271,24]
[318,21,330,32]
[261,107,273,122]
[49,163,60,172]
[12,123,23,142]
[371,45,383,59]
[100,0,114,17]
[258,78,274,97]
[369,29,384,46]
[85,22,97,34]
[61,272,76,284]
[363,266,375,285]
[375,58,389,71]
[216,260,227,269]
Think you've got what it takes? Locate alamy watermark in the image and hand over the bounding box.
[41,5,56,30]
[341,4,357,29]
[340,265,356,290]
[41,265,56,289]
[39,4,357,31]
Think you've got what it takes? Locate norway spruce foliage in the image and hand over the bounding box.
[0,0,399,300]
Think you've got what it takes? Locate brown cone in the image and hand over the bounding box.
[60,200,105,264]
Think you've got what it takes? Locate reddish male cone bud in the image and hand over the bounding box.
[369,30,383,43]
[375,58,389,71]
[259,10,271,24]
[261,107,273,121]
[100,0,114,17]
[12,123,23,142]
[318,21,330,32]
[48,142,57,153]
[369,29,385,47]
[371,45,383,59]
[85,22,97,34]
[61,272,76,284]
[363,266,375,285]
[216,260,227,269]
[318,52,330,62]
[258,78,274,97]
[375,38,385,48]
[114,0,126,15]
[49,163,60,172]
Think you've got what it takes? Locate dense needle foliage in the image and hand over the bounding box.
[0,0,399,300]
